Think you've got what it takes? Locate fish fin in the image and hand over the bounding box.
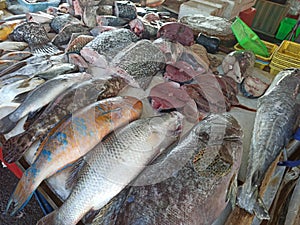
[29,43,62,56]
[2,132,34,164]
[36,210,57,225]
[24,105,48,130]
[6,171,36,216]
[0,114,18,134]
[12,91,30,104]
[65,157,86,190]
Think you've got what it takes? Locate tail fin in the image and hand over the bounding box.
[2,132,34,163]
[36,211,57,225]
[30,43,62,56]
[0,114,18,134]
[6,170,36,216]
[237,185,270,220]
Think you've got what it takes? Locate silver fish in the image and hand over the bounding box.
[0,41,28,51]
[237,68,300,220]
[0,51,32,61]
[0,72,92,134]
[37,112,183,225]
[33,63,78,80]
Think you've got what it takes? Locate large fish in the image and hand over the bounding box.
[37,111,183,225]
[0,73,92,134]
[237,68,300,220]
[2,76,128,163]
[6,96,143,216]
[87,113,243,225]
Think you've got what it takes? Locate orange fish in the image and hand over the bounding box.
[0,21,19,41]
[6,96,143,215]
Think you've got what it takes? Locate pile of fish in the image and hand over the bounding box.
[0,0,299,224]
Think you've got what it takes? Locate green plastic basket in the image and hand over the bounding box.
[231,16,269,57]
[275,17,300,41]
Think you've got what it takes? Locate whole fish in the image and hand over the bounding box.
[0,60,18,71]
[33,63,78,80]
[111,39,165,89]
[0,77,45,105]
[2,76,128,163]
[37,111,183,225]
[6,96,143,216]
[80,28,138,68]
[0,51,32,61]
[237,68,300,220]
[89,113,243,225]
[9,22,61,56]
[65,34,94,55]
[26,12,55,24]
[50,14,82,33]
[0,41,28,51]
[0,73,92,134]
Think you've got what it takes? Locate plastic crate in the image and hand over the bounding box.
[231,16,269,57]
[269,61,284,76]
[272,54,300,68]
[17,0,60,12]
[234,40,278,69]
[276,17,300,41]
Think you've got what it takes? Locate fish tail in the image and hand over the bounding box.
[2,132,34,163]
[30,43,62,56]
[36,210,57,225]
[6,171,36,216]
[0,114,18,134]
[237,185,270,220]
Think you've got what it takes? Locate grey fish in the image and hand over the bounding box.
[0,51,32,61]
[114,1,137,20]
[2,75,128,163]
[86,113,243,225]
[37,112,183,225]
[82,5,99,28]
[96,15,129,26]
[0,60,18,71]
[0,41,28,51]
[9,22,61,56]
[237,68,300,220]
[111,39,165,89]
[0,75,29,87]
[34,63,78,80]
[80,28,138,68]
[50,14,82,33]
[0,72,92,134]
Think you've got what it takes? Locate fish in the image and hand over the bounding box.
[114,1,137,20]
[52,23,90,46]
[33,63,78,80]
[37,111,183,225]
[0,72,92,134]
[50,14,82,33]
[68,53,89,69]
[9,22,61,56]
[2,75,128,163]
[82,5,99,28]
[0,77,45,105]
[96,15,129,27]
[111,39,165,89]
[237,68,300,220]
[85,113,243,225]
[129,17,158,39]
[0,41,28,51]
[0,51,32,61]
[65,34,94,55]
[6,96,143,216]
[80,28,138,68]
[26,12,54,24]
[0,21,19,41]
[0,60,18,71]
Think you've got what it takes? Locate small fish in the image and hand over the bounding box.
[6,96,143,216]
[0,41,28,51]
[0,73,92,134]
[34,63,78,80]
[0,21,19,41]
[237,69,300,220]
[89,25,117,36]
[52,23,90,46]
[96,15,129,27]
[0,51,32,61]
[26,12,54,24]
[9,22,61,56]
[65,34,94,55]
[0,75,29,87]
[37,111,182,225]
[0,77,45,105]
[111,39,165,89]
[2,75,128,163]
[0,60,18,71]
[50,14,81,33]
[91,113,242,225]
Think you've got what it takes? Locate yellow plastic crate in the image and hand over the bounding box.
[234,40,278,69]
[269,61,285,76]
[276,40,300,60]
[272,54,300,68]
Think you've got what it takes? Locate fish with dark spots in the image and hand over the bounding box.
[237,69,300,220]
[6,96,143,217]
[2,75,128,163]
[114,1,137,20]
[50,13,82,33]
[89,113,243,225]
[9,22,61,56]
[80,28,138,67]
[96,15,129,27]
[111,39,165,89]
[65,35,94,55]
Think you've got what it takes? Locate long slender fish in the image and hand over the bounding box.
[89,113,243,225]
[0,73,92,134]
[2,76,128,163]
[6,96,143,216]
[237,68,300,220]
[37,112,183,225]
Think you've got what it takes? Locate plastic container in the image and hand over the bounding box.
[17,0,60,12]
[272,54,300,68]
[231,16,269,57]
[276,40,300,59]
[270,61,284,76]
[276,17,300,41]
[239,7,256,27]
